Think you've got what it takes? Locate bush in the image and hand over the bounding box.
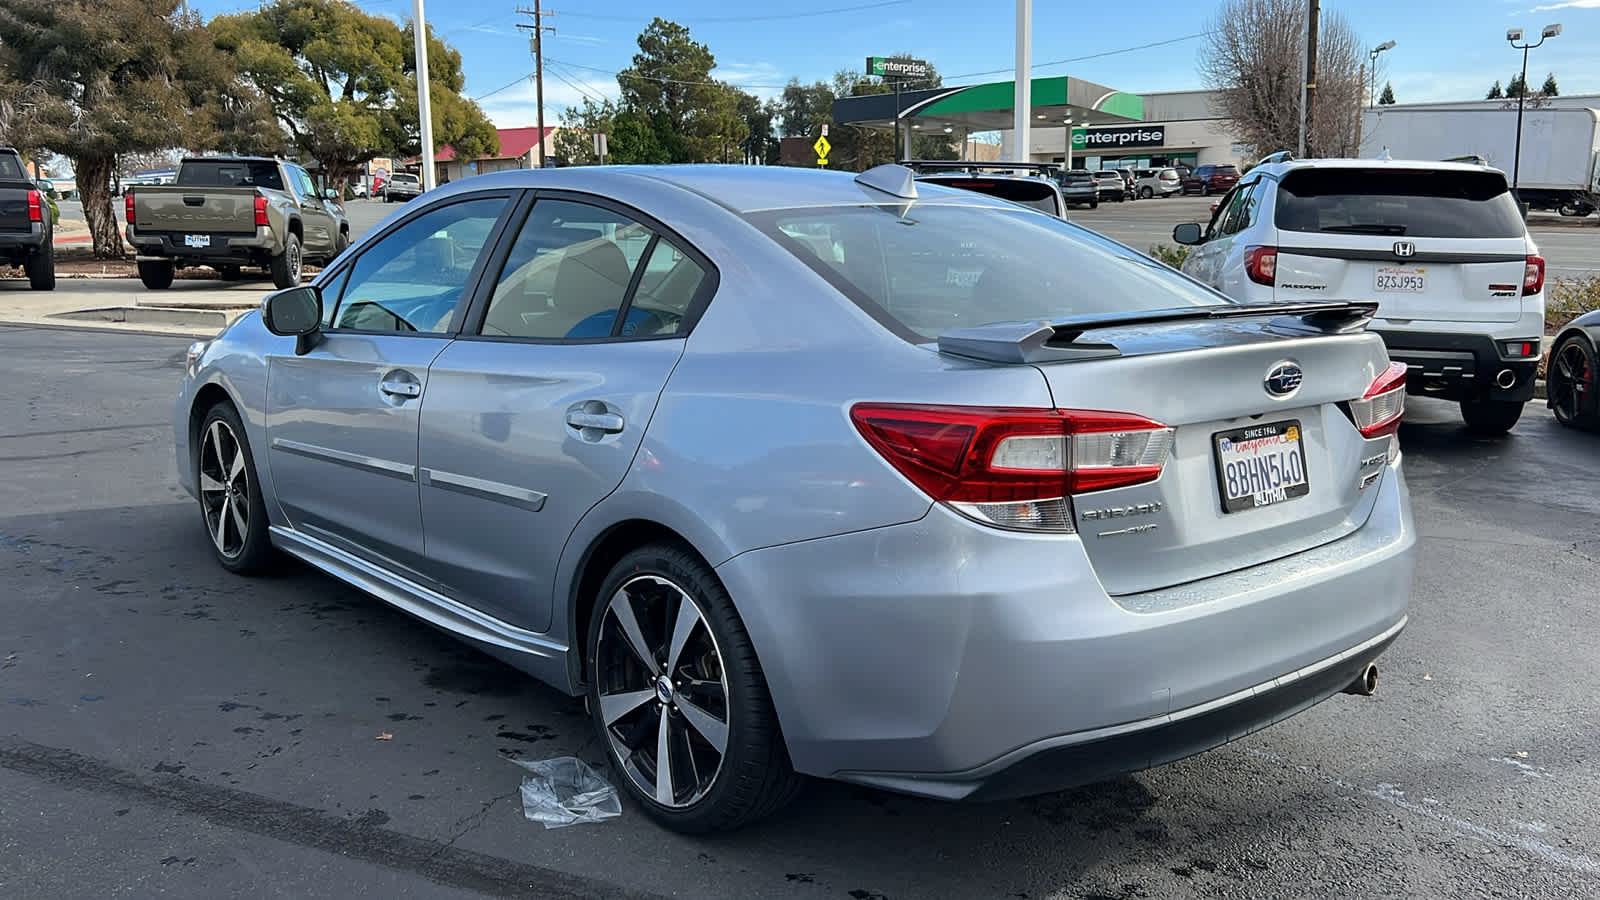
[1547,276,1600,333]
[1147,243,1191,270]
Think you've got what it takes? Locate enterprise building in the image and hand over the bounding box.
[833,76,1248,171]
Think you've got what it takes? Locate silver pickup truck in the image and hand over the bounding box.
[126,156,349,290]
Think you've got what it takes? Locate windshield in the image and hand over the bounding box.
[921,177,1061,215]
[1275,168,1525,239]
[177,161,284,191]
[393,174,419,184]
[747,202,1227,343]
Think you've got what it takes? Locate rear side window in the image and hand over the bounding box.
[749,203,1226,342]
[1275,168,1526,239]
[924,178,1060,215]
[177,161,284,191]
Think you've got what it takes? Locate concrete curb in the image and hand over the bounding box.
[49,306,231,329]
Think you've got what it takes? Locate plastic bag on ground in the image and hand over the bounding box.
[512,756,622,829]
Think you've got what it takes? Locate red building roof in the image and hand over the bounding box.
[431,126,555,163]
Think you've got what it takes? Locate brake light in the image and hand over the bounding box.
[254,195,269,227]
[26,189,42,223]
[1343,362,1408,441]
[125,191,135,225]
[1523,254,1544,296]
[850,404,1174,532]
[1244,246,1277,286]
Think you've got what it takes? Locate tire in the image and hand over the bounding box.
[587,542,803,834]
[218,265,242,282]
[24,242,55,291]
[1460,395,1525,435]
[334,229,351,258]
[137,260,174,290]
[1201,184,1211,196]
[1548,332,1600,431]
[1090,200,1099,209]
[270,233,303,289]
[195,403,276,574]
[1139,186,1153,199]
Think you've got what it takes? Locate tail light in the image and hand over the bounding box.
[1523,254,1545,296]
[26,189,42,223]
[125,191,135,225]
[1244,245,1277,286]
[850,404,1174,532]
[254,195,269,227]
[1342,361,1408,443]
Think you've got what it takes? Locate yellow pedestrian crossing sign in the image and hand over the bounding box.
[814,134,831,166]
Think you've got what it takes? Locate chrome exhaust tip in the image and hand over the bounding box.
[1496,369,1517,389]
[1342,663,1379,696]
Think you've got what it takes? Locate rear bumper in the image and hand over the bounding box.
[0,225,47,253]
[127,226,276,263]
[1371,328,1540,401]
[716,460,1415,800]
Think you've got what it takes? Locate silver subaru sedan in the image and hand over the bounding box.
[173,164,1416,833]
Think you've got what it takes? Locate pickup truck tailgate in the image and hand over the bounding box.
[133,186,258,234]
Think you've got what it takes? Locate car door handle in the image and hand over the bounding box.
[566,410,624,433]
[380,379,422,398]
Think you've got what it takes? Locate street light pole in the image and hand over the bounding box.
[1014,0,1031,169]
[1368,41,1394,108]
[412,0,436,192]
[1507,24,1562,194]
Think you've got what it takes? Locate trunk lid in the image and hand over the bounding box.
[949,310,1393,596]
[133,185,259,234]
[1270,165,1532,324]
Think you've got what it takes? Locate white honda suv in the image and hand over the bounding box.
[1174,157,1545,434]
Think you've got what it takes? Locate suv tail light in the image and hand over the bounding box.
[1523,254,1545,296]
[125,191,135,225]
[1244,246,1277,286]
[254,195,269,227]
[850,404,1174,532]
[26,189,42,223]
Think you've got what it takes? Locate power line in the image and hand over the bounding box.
[544,61,610,105]
[943,32,1213,82]
[553,0,909,24]
[544,57,787,90]
[472,72,534,102]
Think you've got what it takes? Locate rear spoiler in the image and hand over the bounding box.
[936,301,1380,364]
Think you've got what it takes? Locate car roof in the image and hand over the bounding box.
[1252,157,1506,177]
[439,164,1020,214]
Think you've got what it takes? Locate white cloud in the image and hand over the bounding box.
[713,61,787,99]
[475,77,619,129]
[463,24,509,35]
[1530,0,1599,9]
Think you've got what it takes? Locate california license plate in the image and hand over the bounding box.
[1375,266,1425,292]
[1214,420,1311,513]
[184,234,211,248]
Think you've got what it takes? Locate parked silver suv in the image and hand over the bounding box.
[1136,167,1182,199]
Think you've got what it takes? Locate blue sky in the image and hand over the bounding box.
[192,0,1600,130]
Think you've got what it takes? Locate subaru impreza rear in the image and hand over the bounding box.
[639,166,1416,810]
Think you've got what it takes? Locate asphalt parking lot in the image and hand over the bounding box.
[2,324,1597,899]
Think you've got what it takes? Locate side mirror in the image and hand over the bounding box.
[261,285,323,355]
[1173,223,1204,245]
[323,187,340,201]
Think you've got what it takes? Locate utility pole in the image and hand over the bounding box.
[516,3,556,167]
[1013,0,1031,170]
[1303,0,1320,158]
[413,0,436,191]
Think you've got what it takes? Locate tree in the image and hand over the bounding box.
[738,92,779,165]
[824,60,956,172]
[1506,73,1528,98]
[1541,73,1559,97]
[0,0,278,257]
[213,0,496,190]
[616,18,747,163]
[777,78,835,138]
[1487,81,1504,100]
[553,97,667,166]
[1378,82,1396,105]
[1199,0,1365,158]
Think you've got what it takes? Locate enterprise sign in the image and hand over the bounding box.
[867,56,930,79]
[1072,124,1167,149]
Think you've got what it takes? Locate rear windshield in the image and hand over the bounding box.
[177,160,284,191]
[1062,174,1094,185]
[1214,166,1240,176]
[922,178,1060,215]
[0,154,23,180]
[747,202,1227,342]
[1275,168,1525,239]
[392,174,419,184]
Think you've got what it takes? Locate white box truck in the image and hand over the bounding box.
[1360,105,1600,216]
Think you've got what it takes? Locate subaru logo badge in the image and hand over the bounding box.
[1393,241,1416,258]
[1265,361,1303,397]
